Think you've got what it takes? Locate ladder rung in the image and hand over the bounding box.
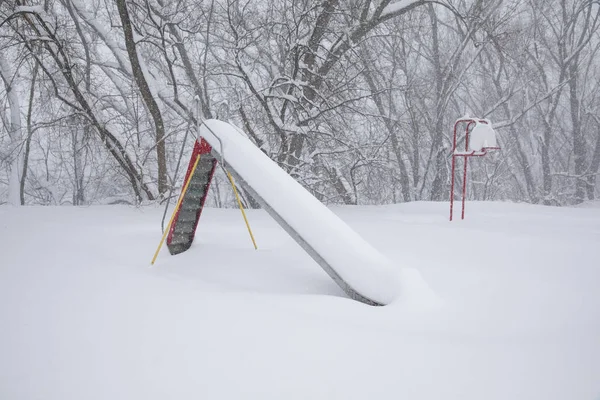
[169,234,191,245]
[173,219,195,231]
[178,209,198,222]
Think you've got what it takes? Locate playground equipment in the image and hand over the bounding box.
[165,139,217,255]
[151,137,256,262]
[449,118,500,221]
[151,119,400,306]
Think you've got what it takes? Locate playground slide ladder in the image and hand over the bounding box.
[166,139,218,255]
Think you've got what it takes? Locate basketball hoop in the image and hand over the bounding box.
[449,118,500,221]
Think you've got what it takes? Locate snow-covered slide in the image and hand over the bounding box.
[199,119,401,306]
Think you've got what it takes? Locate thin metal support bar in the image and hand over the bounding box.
[200,120,226,169]
[226,169,258,250]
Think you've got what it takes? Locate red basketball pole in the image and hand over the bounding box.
[449,119,499,221]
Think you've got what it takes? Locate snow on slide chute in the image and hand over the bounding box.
[199,119,401,306]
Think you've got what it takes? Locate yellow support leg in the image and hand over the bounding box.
[150,153,202,265]
[226,170,258,250]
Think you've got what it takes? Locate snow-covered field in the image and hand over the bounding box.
[1,201,599,400]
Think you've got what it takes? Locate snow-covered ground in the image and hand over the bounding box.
[0,201,599,400]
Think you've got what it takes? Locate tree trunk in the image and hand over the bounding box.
[427,4,447,201]
[568,62,587,204]
[586,120,600,200]
[540,118,553,205]
[0,54,23,206]
[21,61,38,205]
[115,0,168,197]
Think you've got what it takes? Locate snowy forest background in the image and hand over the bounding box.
[0,0,599,207]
